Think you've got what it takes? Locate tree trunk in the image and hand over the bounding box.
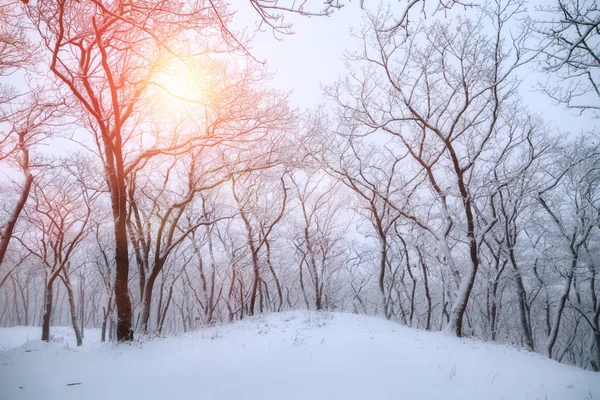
[239,210,260,316]
[593,329,600,372]
[114,196,133,341]
[422,262,432,331]
[61,273,83,346]
[248,248,260,316]
[511,267,534,350]
[377,231,388,319]
[238,278,245,320]
[140,273,159,333]
[78,272,85,339]
[111,152,134,341]
[298,256,310,309]
[0,136,32,274]
[445,166,479,337]
[158,284,174,335]
[10,277,21,325]
[206,229,218,323]
[41,279,55,342]
[502,200,534,350]
[545,263,575,358]
[17,277,30,326]
[406,264,416,327]
[265,239,283,312]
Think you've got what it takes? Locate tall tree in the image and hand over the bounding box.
[328,0,532,336]
[0,3,55,283]
[19,159,94,345]
[24,0,291,340]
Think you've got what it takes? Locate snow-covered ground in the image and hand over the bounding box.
[0,312,598,400]
[0,326,102,352]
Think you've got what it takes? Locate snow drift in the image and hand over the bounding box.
[0,311,598,400]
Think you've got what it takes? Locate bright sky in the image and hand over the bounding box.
[233,2,364,111]
[1,0,594,165]
[232,0,596,136]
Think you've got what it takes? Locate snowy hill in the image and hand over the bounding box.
[0,312,598,400]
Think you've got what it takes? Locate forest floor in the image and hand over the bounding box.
[0,311,598,400]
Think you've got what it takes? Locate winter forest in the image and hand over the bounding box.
[0,0,599,381]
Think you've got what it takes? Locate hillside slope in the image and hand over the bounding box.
[0,312,598,400]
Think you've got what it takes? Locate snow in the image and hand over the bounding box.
[0,312,598,400]
[0,326,101,352]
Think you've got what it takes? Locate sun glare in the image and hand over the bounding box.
[150,57,209,112]
[160,73,190,99]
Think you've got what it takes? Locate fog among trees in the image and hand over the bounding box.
[1,0,599,371]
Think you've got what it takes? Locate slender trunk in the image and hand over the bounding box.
[0,296,7,326]
[206,232,217,323]
[265,239,283,312]
[226,265,236,321]
[490,253,506,342]
[445,168,478,337]
[312,255,323,311]
[593,328,600,372]
[585,244,600,371]
[140,273,158,333]
[489,287,497,341]
[41,278,55,342]
[393,286,408,324]
[302,210,321,311]
[378,237,388,318]
[440,275,450,330]
[239,210,260,316]
[18,278,30,325]
[78,272,85,339]
[258,277,264,313]
[156,278,165,330]
[10,277,21,325]
[299,256,310,309]
[501,200,534,350]
[592,311,600,372]
[248,247,260,316]
[0,133,33,274]
[511,267,534,350]
[406,263,416,327]
[158,284,173,335]
[398,236,416,326]
[532,260,551,337]
[61,273,83,346]
[545,260,576,358]
[419,257,431,330]
[238,277,245,319]
[101,296,113,343]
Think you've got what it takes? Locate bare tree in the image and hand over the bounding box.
[323,136,406,318]
[89,216,117,342]
[231,168,288,315]
[529,0,600,115]
[328,0,532,336]
[290,172,348,311]
[19,159,94,345]
[128,150,229,333]
[536,137,600,358]
[0,3,56,283]
[24,0,293,340]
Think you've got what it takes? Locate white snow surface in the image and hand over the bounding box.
[0,326,102,352]
[0,311,598,400]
